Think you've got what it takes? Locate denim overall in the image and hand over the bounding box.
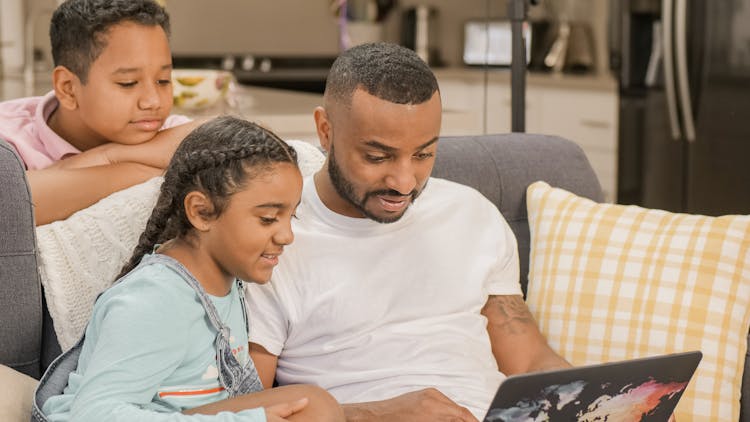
[31,254,264,421]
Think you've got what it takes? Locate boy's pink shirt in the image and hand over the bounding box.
[0,90,191,170]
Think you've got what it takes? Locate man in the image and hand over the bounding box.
[246,42,569,421]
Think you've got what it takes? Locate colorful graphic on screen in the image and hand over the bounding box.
[485,378,688,422]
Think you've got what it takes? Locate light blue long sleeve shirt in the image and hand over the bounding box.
[42,259,266,422]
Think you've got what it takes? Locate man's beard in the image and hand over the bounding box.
[327,144,423,224]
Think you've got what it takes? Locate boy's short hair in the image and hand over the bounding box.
[324,42,439,108]
[50,0,170,83]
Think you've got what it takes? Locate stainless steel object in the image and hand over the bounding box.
[662,0,682,140]
[674,0,695,142]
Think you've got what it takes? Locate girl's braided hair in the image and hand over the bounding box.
[117,116,298,279]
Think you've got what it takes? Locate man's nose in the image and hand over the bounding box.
[384,160,418,195]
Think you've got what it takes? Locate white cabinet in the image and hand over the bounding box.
[437,70,619,202]
[535,87,618,202]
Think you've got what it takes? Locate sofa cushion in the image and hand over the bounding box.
[0,364,38,422]
[525,181,750,421]
[0,139,44,378]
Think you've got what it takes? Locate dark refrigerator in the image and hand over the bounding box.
[612,0,750,216]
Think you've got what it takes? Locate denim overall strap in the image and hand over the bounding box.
[142,254,263,397]
[31,336,85,422]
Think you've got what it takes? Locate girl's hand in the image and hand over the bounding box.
[265,397,309,421]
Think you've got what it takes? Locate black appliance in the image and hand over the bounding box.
[611,0,750,215]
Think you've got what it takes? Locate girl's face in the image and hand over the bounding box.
[202,162,303,286]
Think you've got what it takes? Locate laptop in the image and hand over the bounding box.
[484,351,702,422]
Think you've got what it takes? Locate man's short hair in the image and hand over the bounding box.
[324,42,439,107]
[50,0,170,83]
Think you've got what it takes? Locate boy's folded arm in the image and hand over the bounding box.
[107,120,203,169]
[53,120,203,171]
[28,163,162,226]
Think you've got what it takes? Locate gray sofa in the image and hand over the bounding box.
[1,134,748,419]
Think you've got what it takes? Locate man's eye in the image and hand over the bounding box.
[365,155,388,163]
[415,152,434,160]
[117,81,137,88]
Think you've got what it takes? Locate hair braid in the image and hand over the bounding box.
[116,188,177,279]
[116,116,299,281]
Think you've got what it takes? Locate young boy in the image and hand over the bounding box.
[0,0,199,225]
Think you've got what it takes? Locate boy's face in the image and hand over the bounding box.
[73,22,173,146]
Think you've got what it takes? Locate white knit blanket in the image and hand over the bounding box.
[36,140,325,350]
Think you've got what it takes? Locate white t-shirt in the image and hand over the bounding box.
[245,176,523,418]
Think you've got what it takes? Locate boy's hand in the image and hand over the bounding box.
[265,397,309,421]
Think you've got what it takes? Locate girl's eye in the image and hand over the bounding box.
[260,217,278,225]
[157,79,171,85]
[117,81,137,88]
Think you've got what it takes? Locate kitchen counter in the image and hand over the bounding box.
[189,84,324,144]
[434,67,618,92]
[1,69,608,146]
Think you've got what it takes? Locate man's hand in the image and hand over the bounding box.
[265,397,309,422]
[343,388,479,422]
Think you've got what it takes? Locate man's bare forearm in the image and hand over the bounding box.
[482,295,570,375]
[28,163,162,225]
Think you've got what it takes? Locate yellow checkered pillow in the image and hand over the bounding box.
[525,181,750,421]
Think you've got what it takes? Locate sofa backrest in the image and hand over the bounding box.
[0,139,45,378]
[432,134,604,295]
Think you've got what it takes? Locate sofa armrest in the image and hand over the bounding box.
[0,139,44,378]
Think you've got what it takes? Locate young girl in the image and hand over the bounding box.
[36,116,344,421]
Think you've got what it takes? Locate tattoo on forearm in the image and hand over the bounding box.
[485,295,536,335]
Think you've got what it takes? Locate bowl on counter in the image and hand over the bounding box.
[171,69,233,110]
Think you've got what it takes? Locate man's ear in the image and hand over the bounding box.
[52,65,80,111]
[313,106,332,152]
[184,191,215,232]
